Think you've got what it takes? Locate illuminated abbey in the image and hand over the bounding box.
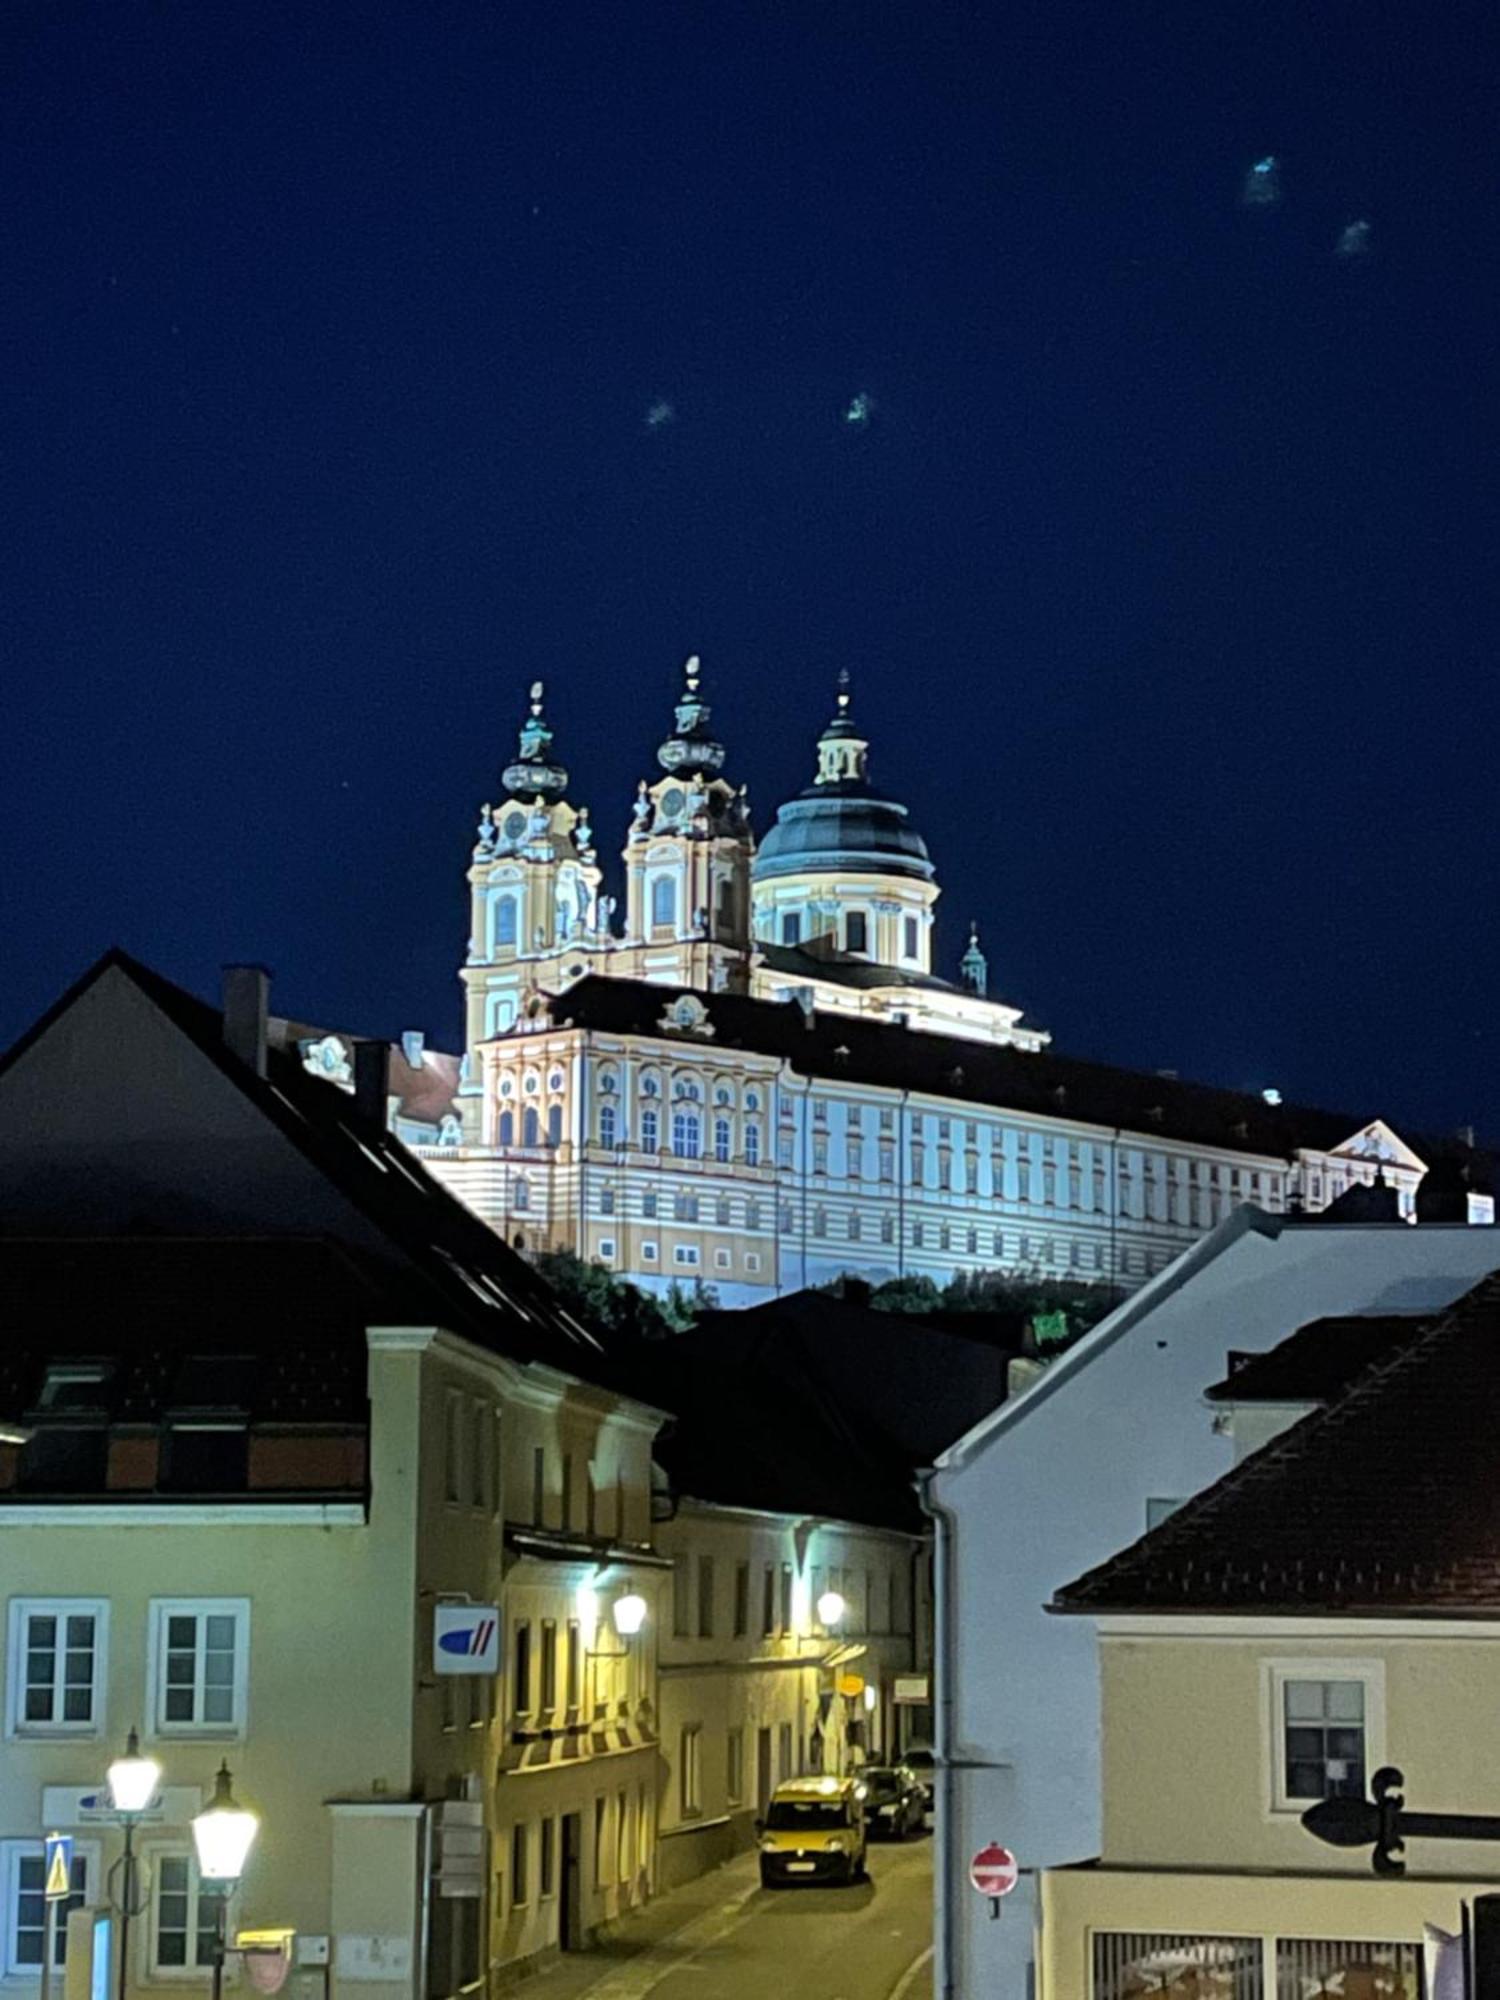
[409,658,1459,1306]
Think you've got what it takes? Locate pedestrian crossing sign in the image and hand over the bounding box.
[44,1833,72,1901]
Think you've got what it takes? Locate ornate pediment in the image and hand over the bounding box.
[1326,1119,1427,1173]
[659,993,716,1039]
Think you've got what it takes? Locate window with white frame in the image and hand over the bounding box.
[673,1245,700,1268]
[149,1851,220,1971]
[641,1242,658,1263]
[8,1600,107,1736]
[1,1841,94,1975]
[1269,1662,1379,1809]
[150,1601,249,1735]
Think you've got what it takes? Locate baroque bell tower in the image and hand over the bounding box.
[460,682,606,1070]
[622,656,754,992]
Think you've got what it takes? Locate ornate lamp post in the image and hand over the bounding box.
[106,1730,161,2000]
[190,1765,259,2000]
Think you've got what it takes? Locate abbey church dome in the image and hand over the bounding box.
[752,675,934,885]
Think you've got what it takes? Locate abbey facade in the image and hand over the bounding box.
[411,659,1470,1307]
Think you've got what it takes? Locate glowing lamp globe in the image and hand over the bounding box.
[817,1591,846,1629]
[107,1729,162,1816]
[612,1593,648,1637]
[192,1765,259,1883]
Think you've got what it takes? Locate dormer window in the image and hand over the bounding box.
[36,1364,113,1413]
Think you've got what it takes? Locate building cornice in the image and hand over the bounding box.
[1098,1613,1500,1641]
[0,1502,366,1528]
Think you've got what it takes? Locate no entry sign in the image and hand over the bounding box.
[970,1844,1019,1901]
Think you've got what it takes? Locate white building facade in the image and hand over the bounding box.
[921,1212,1500,2000]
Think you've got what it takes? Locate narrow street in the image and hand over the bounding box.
[527,1837,934,2000]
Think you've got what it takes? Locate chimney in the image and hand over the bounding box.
[221,965,270,1077]
[354,1041,391,1131]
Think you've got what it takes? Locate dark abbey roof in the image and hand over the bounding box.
[1052,1268,1500,1617]
[0,951,604,1375]
[1204,1313,1429,1405]
[546,973,1483,1170]
[757,941,957,995]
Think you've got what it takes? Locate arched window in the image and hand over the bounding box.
[651,876,677,929]
[744,1124,761,1168]
[599,1103,618,1149]
[546,1103,563,1147]
[714,1118,732,1164]
[641,1108,659,1152]
[494,895,518,950]
[498,1109,515,1146]
[513,1178,530,1212]
[523,1106,539,1147]
[812,1206,827,1237]
[672,1111,701,1161]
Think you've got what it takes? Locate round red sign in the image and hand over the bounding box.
[969,1843,1019,1896]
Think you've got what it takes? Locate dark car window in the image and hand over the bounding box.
[766,1801,850,1832]
[865,1770,902,1798]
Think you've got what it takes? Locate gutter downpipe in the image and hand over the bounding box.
[917,1464,959,2000]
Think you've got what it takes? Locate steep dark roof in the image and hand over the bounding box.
[0,951,603,1374]
[547,974,1486,1171]
[1053,1268,1500,1617]
[628,1290,1013,1531]
[0,1237,376,1423]
[756,941,957,995]
[1204,1314,1429,1405]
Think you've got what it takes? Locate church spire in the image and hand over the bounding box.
[657,655,727,777]
[960,922,989,997]
[502,681,569,803]
[815,669,870,785]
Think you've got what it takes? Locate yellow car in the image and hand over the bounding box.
[757,1775,869,1887]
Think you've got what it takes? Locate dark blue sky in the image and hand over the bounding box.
[4,1,1497,1137]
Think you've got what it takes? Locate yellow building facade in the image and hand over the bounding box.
[1041,1617,1500,1999]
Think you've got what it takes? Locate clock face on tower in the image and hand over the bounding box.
[503,809,526,841]
[660,787,686,820]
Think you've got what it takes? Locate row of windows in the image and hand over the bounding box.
[598,1188,769,1228]
[501,1786,651,1917]
[773,909,919,960]
[0,1840,225,1979]
[668,1556,908,1642]
[678,1719,796,1817]
[596,1240,763,1276]
[594,1106,763,1164]
[5,1598,249,1739]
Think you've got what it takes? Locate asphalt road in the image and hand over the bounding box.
[551,1835,934,2000]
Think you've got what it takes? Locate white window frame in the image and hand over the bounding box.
[672,1245,700,1268]
[0,1839,100,1977]
[147,1599,250,1739]
[7,1598,109,1739]
[142,1845,228,1977]
[1263,1657,1384,1816]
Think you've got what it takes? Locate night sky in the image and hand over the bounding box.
[4,2,1497,1138]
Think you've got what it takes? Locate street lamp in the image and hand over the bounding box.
[612,1593,647,1638]
[816,1590,846,1630]
[106,1730,161,2000]
[191,1765,259,2000]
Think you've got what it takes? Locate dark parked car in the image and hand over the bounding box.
[862,1764,925,1838]
[900,1746,937,1813]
